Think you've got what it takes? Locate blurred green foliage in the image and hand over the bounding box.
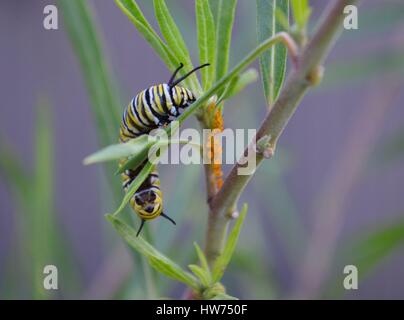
[1,0,403,300]
[0,101,79,299]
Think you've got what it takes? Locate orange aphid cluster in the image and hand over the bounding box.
[205,100,224,191]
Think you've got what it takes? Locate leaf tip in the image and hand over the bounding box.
[240,203,248,218]
[82,156,92,165]
[105,214,115,223]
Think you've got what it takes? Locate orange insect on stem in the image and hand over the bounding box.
[205,99,224,193]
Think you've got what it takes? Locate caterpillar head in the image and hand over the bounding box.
[134,189,163,219]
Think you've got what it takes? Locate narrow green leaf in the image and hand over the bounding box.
[212,203,248,282]
[34,103,81,299]
[60,0,121,146]
[114,0,179,71]
[114,147,150,175]
[32,104,55,299]
[117,0,153,32]
[215,0,238,83]
[345,220,404,276]
[60,0,127,207]
[220,68,258,101]
[83,135,152,165]
[256,0,289,104]
[153,0,190,59]
[275,7,290,31]
[61,8,152,298]
[141,255,158,299]
[217,75,239,105]
[194,242,210,274]
[209,0,220,25]
[291,0,311,30]
[153,0,198,91]
[83,135,201,173]
[188,264,211,287]
[196,0,216,90]
[34,105,53,219]
[110,160,154,216]
[106,134,202,217]
[0,141,30,203]
[107,215,199,290]
[326,218,404,298]
[61,0,152,296]
[1,102,80,299]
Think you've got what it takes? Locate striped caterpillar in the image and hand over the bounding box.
[118,63,209,236]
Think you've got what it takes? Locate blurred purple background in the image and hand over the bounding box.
[1,0,403,299]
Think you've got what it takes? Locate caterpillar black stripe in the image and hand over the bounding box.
[118,63,209,236]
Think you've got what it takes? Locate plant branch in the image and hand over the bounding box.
[196,33,298,203]
[205,0,359,265]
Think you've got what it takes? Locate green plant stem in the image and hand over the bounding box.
[192,32,297,204]
[205,0,359,265]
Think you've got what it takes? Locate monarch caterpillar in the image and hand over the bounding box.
[119,63,210,236]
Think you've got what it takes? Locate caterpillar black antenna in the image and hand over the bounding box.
[160,212,176,225]
[136,219,146,237]
[169,63,210,87]
[168,63,184,86]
